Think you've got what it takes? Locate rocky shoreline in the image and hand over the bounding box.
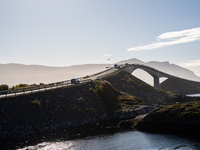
[135,100,200,135]
[1,103,155,150]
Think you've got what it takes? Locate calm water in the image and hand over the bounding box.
[187,93,200,97]
[19,131,200,150]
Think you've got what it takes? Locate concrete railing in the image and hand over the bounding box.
[0,79,92,99]
[0,67,117,99]
[97,70,117,80]
[0,66,116,99]
[0,66,118,99]
[82,67,113,79]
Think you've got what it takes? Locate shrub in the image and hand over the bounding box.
[15,83,28,88]
[84,75,89,79]
[31,83,37,86]
[30,98,41,107]
[0,84,8,91]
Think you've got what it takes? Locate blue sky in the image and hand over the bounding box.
[1,0,200,74]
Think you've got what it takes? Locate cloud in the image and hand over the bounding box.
[103,54,112,57]
[127,27,200,51]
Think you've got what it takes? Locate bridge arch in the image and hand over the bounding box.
[131,69,155,86]
[122,64,174,89]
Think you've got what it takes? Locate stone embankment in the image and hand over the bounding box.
[0,81,112,149]
[135,100,200,135]
[160,78,200,94]
[0,70,189,149]
[113,105,155,120]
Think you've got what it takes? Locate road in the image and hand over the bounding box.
[0,67,119,99]
[88,68,118,80]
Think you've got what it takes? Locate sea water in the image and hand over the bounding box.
[19,130,200,150]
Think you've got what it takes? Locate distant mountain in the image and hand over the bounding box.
[1,58,200,87]
[117,58,145,65]
[0,63,109,86]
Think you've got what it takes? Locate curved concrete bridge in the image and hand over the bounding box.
[121,64,176,89]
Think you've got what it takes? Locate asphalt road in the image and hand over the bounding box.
[0,67,119,99]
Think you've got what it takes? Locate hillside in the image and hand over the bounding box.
[102,70,188,105]
[0,63,108,86]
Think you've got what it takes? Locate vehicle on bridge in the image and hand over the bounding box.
[71,78,79,84]
[114,64,120,68]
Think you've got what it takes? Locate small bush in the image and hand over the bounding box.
[0,84,8,91]
[84,75,89,79]
[30,98,41,107]
[15,83,28,88]
[31,83,37,86]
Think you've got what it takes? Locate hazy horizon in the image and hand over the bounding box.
[1,1,200,77]
[1,58,200,87]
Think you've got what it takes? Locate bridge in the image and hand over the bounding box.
[121,64,177,89]
[0,63,198,98]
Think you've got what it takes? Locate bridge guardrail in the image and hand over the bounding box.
[0,66,116,99]
[123,63,200,83]
[96,69,118,80]
[81,67,113,79]
[1,67,113,99]
[0,79,92,99]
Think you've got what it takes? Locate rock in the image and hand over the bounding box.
[118,120,134,129]
[135,103,200,135]
[135,106,155,115]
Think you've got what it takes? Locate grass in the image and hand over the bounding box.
[93,80,145,113]
[89,87,95,93]
[102,70,121,80]
[157,89,172,94]
[30,98,41,107]
[155,101,200,115]
[118,92,146,107]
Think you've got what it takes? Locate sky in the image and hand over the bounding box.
[1,0,200,75]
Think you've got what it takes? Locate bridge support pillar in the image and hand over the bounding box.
[154,76,159,89]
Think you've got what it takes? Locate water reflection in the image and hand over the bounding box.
[187,93,200,97]
[19,131,200,150]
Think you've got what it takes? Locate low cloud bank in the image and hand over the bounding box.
[179,60,200,76]
[180,60,200,68]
